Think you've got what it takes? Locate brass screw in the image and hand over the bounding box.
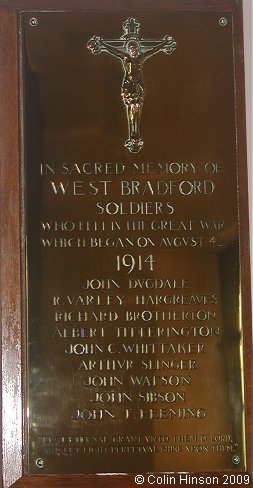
[29,17,38,27]
[36,458,44,468]
[232,455,240,465]
[219,17,228,27]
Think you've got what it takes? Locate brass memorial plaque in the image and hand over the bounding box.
[23,8,247,474]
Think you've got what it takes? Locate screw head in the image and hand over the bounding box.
[29,17,38,27]
[232,454,240,465]
[36,458,44,468]
[219,17,228,27]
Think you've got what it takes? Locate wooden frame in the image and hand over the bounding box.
[0,0,252,486]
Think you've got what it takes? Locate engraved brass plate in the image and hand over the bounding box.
[23,10,246,474]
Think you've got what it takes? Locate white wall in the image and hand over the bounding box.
[243,0,252,300]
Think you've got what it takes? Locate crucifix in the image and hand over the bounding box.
[87,18,176,153]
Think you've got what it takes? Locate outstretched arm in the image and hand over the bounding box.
[87,36,125,59]
[143,36,176,60]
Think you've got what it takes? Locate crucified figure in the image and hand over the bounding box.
[88,19,176,153]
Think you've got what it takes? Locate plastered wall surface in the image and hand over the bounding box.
[243,0,252,304]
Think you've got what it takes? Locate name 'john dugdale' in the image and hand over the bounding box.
[81,277,189,290]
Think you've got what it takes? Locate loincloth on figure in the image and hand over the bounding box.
[121,78,145,105]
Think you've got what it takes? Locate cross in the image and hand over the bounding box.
[122,18,140,40]
[87,18,176,153]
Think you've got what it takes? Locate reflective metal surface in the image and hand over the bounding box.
[88,18,176,153]
[22,11,246,474]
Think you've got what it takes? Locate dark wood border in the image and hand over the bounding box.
[0,4,23,488]
[0,1,252,487]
